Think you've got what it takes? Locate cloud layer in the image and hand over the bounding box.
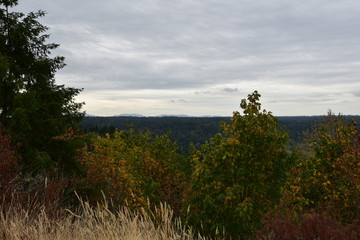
[15,0,360,116]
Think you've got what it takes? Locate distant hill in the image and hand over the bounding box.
[113,113,145,117]
[80,115,360,152]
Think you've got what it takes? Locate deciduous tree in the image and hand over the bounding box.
[186,91,292,239]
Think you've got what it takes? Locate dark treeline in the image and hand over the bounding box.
[81,116,228,152]
[80,115,360,151]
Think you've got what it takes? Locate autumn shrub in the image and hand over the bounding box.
[80,130,189,213]
[256,210,359,240]
[0,124,78,218]
[279,112,360,224]
[0,125,20,201]
[186,91,294,239]
[48,127,88,175]
[16,173,76,218]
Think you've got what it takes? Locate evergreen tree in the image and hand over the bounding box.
[0,0,84,172]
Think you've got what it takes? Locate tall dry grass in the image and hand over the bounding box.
[0,193,205,240]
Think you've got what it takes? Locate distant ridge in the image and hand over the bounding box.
[114,113,145,117]
[84,114,360,118]
[85,114,232,118]
[156,114,192,117]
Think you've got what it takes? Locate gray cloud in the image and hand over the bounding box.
[195,91,211,95]
[222,88,239,93]
[13,0,360,116]
[170,99,188,103]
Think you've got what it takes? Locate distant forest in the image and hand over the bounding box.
[80,115,360,152]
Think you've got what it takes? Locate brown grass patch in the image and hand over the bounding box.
[0,193,205,240]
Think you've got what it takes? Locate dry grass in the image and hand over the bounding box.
[0,194,205,240]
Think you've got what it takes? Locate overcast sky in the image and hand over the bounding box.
[14,0,360,116]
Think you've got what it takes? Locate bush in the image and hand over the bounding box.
[256,210,359,240]
[280,112,360,224]
[0,125,20,201]
[80,130,189,213]
[0,125,76,217]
